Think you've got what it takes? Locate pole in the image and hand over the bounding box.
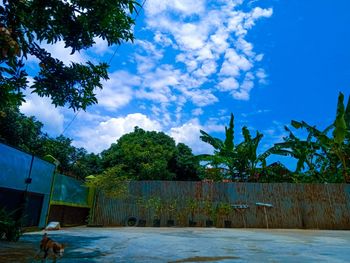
[18,155,34,226]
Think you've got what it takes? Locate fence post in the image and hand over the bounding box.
[45,165,58,226]
[18,155,34,226]
[87,187,97,225]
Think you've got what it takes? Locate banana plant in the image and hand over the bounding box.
[332,93,350,181]
[198,113,271,181]
[269,125,323,174]
[236,127,272,180]
[198,113,236,180]
[270,92,350,182]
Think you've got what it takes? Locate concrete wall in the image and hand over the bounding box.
[91,181,350,229]
[48,174,91,226]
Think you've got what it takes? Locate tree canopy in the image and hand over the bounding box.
[0,106,43,153]
[0,106,102,178]
[0,0,139,111]
[100,127,201,181]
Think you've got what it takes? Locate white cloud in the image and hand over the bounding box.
[136,40,164,60]
[90,37,112,55]
[11,0,275,159]
[67,0,274,153]
[73,113,162,153]
[20,93,65,135]
[210,29,229,54]
[232,78,254,100]
[178,86,218,107]
[192,108,203,116]
[96,70,140,111]
[73,112,225,154]
[227,11,247,35]
[245,7,273,29]
[255,53,264,62]
[193,60,217,78]
[154,32,176,48]
[225,48,253,72]
[103,0,272,129]
[218,77,239,92]
[251,7,273,20]
[256,68,267,84]
[145,0,205,16]
[135,65,180,104]
[44,41,87,64]
[168,119,213,154]
[236,37,254,56]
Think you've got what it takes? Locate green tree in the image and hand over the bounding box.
[170,143,201,181]
[198,113,270,181]
[70,152,103,179]
[85,166,130,198]
[1,0,140,111]
[101,127,200,181]
[39,135,77,175]
[0,106,44,153]
[39,135,102,178]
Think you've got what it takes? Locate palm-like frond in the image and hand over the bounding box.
[333,92,347,144]
[199,130,223,150]
[224,113,234,152]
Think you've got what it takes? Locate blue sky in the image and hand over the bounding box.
[21,0,350,167]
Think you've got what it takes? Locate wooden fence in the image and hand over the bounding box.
[90,182,350,229]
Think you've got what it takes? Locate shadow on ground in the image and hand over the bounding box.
[0,232,109,262]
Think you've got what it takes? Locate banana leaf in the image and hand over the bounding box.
[333,92,347,144]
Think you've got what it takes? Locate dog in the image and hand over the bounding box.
[36,233,65,261]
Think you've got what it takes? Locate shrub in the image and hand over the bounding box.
[0,208,22,242]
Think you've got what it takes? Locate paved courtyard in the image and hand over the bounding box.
[0,227,350,262]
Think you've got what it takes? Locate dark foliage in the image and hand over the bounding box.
[1,0,139,110]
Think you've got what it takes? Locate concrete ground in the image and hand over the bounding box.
[0,227,349,262]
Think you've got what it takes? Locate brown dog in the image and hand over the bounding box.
[36,233,65,261]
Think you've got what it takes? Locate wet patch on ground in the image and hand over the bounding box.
[169,256,240,262]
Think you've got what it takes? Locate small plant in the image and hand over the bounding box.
[217,202,232,227]
[0,208,22,242]
[146,197,162,227]
[84,167,130,199]
[201,200,216,227]
[175,208,187,226]
[164,199,178,226]
[201,200,214,219]
[136,197,146,217]
[217,203,232,218]
[146,197,162,219]
[135,197,147,226]
[186,198,200,225]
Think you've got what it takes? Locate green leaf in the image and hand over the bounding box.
[291,120,302,129]
[200,130,224,150]
[224,113,234,152]
[333,92,347,144]
[345,95,350,130]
